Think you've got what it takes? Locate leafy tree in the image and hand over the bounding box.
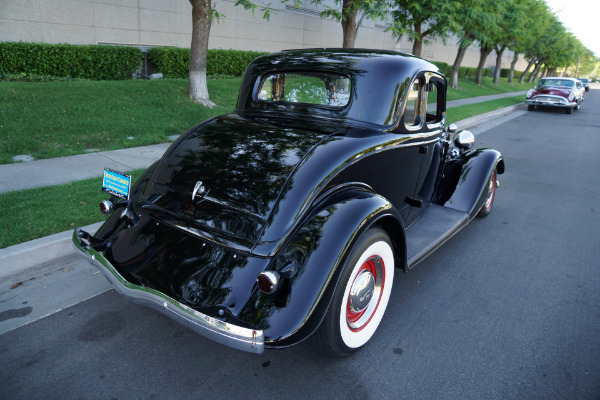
[491,0,526,84]
[504,0,543,83]
[448,0,497,88]
[504,0,551,83]
[305,0,391,48]
[472,1,503,85]
[188,0,272,106]
[388,0,459,57]
[575,50,600,77]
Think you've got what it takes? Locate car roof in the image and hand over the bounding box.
[541,77,578,81]
[237,48,443,127]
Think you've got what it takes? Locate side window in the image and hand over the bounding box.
[426,82,438,122]
[425,76,445,126]
[404,80,422,128]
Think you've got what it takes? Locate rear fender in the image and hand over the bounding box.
[238,189,405,348]
[436,148,504,217]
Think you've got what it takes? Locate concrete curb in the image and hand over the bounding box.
[0,103,526,284]
[453,103,526,130]
[0,221,103,285]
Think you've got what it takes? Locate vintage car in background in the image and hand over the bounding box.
[525,77,584,114]
[74,49,504,357]
[578,77,590,91]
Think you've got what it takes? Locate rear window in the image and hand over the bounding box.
[256,72,351,108]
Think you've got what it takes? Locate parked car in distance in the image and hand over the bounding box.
[526,77,584,114]
[73,49,504,357]
[578,77,590,91]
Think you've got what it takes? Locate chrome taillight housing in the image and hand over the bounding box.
[99,200,114,215]
[257,271,280,294]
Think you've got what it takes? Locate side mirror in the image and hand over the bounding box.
[447,123,458,134]
[454,130,475,149]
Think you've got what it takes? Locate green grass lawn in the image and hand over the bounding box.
[0,76,532,164]
[0,78,240,164]
[0,76,529,248]
[447,76,533,101]
[0,169,145,249]
[446,95,525,124]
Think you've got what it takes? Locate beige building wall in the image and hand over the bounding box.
[0,0,529,71]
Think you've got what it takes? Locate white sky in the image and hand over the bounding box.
[544,0,600,57]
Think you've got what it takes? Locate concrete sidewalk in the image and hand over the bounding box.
[0,91,528,195]
[0,93,527,284]
[0,143,171,194]
[446,91,527,108]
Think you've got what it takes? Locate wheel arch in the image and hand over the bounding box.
[436,148,504,218]
[242,188,406,349]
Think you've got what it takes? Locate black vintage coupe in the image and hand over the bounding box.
[74,49,504,357]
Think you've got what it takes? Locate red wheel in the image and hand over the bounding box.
[314,227,394,356]
[477,170,497,218]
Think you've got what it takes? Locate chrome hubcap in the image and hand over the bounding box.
[485,172,496,209]
[346,256,385,331]
[349,270,375,314]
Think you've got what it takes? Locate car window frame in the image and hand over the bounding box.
[252,70,353,110]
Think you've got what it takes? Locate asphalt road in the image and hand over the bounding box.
[1,90,599,400]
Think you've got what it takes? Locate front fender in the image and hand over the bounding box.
[237,189,404,348]
[436,148,505,217]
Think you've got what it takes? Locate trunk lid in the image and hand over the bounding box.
[140,114,329,250]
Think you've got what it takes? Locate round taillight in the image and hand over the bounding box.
[257,271,280,294]
[99,200,114,215]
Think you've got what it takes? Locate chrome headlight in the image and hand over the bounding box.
[568,92,575,101]
[526,89,534,98]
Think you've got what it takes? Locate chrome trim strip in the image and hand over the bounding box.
[72,231,265,354]
[525,95,576,107]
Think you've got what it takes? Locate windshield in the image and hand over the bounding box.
[255,72,351,108]
[539,79,575,88]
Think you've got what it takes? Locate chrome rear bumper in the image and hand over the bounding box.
[72,229,265,354]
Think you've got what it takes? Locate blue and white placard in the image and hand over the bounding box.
[102,168,131,199]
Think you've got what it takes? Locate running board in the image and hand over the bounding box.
[406,204,469,269]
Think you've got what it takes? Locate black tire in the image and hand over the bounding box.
[527,105,535,111]
[477,170,497,218]
[313,227,394,357]
[565,107,573,114]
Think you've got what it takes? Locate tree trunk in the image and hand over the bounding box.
[508,52,518,84]
[493,44,507,84]
[450,40,470,89]
[560,66,568,77]
[188,0,215,107]
[475,45,492,85]
[411,22,422,57]
[528,60,542,83]
[341,0,358,48]
[519,57,535,84]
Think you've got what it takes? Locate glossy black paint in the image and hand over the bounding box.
[84,49,504,349]
[437,148,505,217]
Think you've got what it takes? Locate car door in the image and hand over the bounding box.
[402,72,446,227]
